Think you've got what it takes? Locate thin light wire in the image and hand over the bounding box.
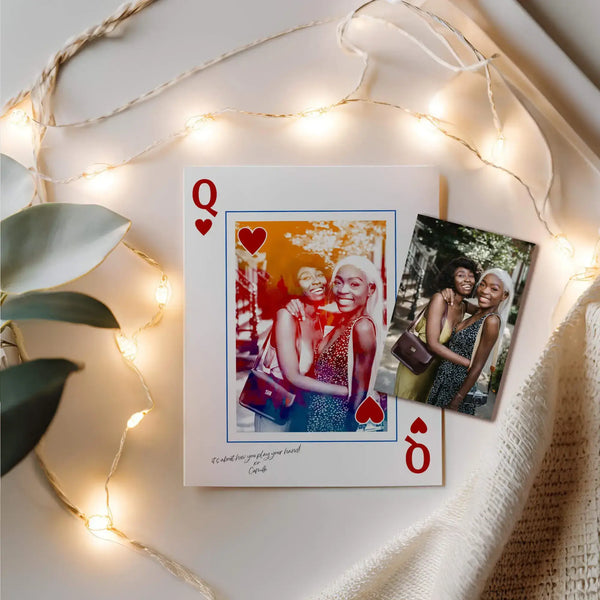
[110,527,216,599]
[34,448,215,600]
[25,94,558,237]
[5,16,341,129]
[357,14,498,73]
[400,1,504,136]
[1,0,160,119]
[7,1,557,241]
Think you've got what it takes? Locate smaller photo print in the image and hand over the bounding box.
[375,215,535,419]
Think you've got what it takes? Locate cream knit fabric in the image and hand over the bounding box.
[311,276,600,600]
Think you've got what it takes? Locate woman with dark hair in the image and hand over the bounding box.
[253,253,348,432]
[428,268,514,414]
[394,257,480,402]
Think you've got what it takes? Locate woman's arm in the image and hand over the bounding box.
[274,309,348,396]
[349,318,377,412]
[425,294,470,368]
[448,315,500,410]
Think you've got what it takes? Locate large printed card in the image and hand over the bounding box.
[184,167,443,486]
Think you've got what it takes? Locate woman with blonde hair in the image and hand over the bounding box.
[427,268,514,414]
[305,255,386,432]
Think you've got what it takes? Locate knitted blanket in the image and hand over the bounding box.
[312,276,600,599]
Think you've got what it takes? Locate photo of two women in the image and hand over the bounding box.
[234,218,389,434]
[374,215,534,420]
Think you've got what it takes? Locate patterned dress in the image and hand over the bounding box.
[306,315,367,432]
[427,313,498,413]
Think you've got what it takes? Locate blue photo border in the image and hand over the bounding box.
[225,209,398,444]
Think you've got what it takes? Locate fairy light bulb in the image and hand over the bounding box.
[83,163,111,180]
[302,107,329,119]
[554,234,574,258]
[414,115,438,141]
[127,411,147,429]
[115,333,138,361]
[428,96,445,119]
[8,109,30,126]
[185,114,214,132]
[492,133,505,160]
[155,276,172,306]
[295,105,336,139]
[86,514,112,532]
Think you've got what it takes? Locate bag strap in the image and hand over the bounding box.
[253,328,273,370]
[407,303,428,332]
[409,297,448,333]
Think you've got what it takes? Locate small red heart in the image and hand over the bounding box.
[238,227,267,255]
[410,417,427,434]
[354,396,384,425]
[195,219,213,235]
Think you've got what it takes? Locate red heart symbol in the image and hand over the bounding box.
[410,417,427,434]
[354,396,384,425]
[195,219,213,235]
[238,227,267,255]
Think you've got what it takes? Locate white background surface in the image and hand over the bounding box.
[2,1,599,599]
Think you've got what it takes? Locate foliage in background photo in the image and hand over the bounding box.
[416,215,534,299]
[0,154,130,475]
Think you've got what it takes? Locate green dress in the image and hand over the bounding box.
[394,315,453,403]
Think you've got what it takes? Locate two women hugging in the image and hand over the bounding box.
[394,257,514,415]
[251,252,385,433]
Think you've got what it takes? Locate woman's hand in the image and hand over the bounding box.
[440,287,456,306]
[285,298,306,320]
[448,394,464,410]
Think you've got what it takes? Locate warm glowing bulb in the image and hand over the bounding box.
[86,514,112,532]
[8,109,30,126]
[491,134,505,161]
[554,234,574,258]
[83,163,111,180]
[127,411,146,429]
[428,96,445,118]
[155,277,172,306]
[414,116,438,140]
[302,107,329,119]
[186,114,214,131]
[116,333,138,361]
[295,106,336,139]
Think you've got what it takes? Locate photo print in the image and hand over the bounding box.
[375,214,535,420]
[231,216,390,436]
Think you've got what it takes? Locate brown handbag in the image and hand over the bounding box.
[391,302,448,375]
[238,330,296,425]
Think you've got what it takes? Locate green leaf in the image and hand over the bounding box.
[1,291,119,328]
[1,154,35,219]
[1,358,81,476]
[1,203,130,294]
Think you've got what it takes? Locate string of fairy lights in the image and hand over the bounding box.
[2,0,599,596]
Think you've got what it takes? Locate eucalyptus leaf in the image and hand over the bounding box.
[1,291,119,328]
[1,154,35,219]
[1,203,130,294]
[1,358,81,476]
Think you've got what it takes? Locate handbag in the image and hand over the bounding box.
[238,331,296,425]
[391,302,448,375]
